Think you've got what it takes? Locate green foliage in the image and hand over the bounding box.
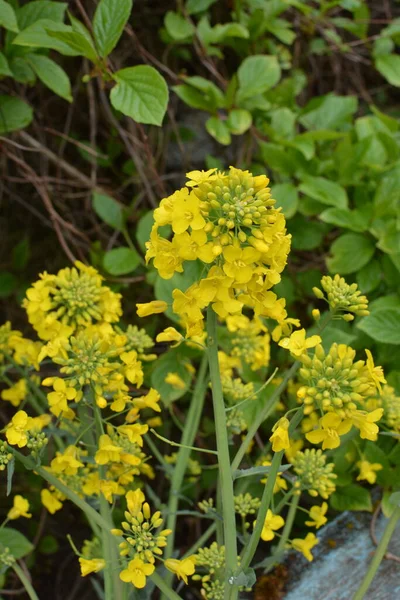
[330,484,372,512]
[103,247,141,276]
[357,309,400,345]
[0,528,34,559]
[0,94,33,133]
[93,0,133,58]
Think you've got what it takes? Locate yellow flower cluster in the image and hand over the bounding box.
[226,315,270,371]
[144,167,291,337]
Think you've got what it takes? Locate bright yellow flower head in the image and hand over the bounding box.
[50,445,84,475]
[306,412,352,450]
[365,350,386,393]
[1,379,28,407]
[6,410,33,447]
[350,409,383,441]
[305,503,328,529]
[7,495,32,520]
[165,372,186,390]
[356,460,383,484]
[292,532,319,561]
[259,509,285,541]
[79,558,106,577]
[120,558,155,588]
[136,300,168,318]
[165,557,196,584]
[278,329,321,357]
[41,489,63,514]
[156,327,183,344]
[270,417,290,452]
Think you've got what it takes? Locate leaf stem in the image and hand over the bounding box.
[12,564,39,600]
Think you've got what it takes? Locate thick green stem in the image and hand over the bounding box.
[231,362,299,472]
[353,506,400,600]
[13,564,40,600]
[206,307,238,599]
[240,408,304,571]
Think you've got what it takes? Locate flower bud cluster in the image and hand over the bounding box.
[0,441,13,471]
[292,449,337,499]
[313,275,369,321]
[234,493,261,520]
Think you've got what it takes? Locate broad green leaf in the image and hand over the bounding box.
[136,211,154,252]
[375,54,400,87]
[151,347,192,405]
[186,0,217,14]
[330,484,372,512]
[17,1,67,30]
[299,176,348,209]
[327,233,375,274]
[356,259,381,293]
[270,107,296,139]
[226,109,252,135]
[0,0,19,32]
[103,247,140,276]
[47,28,99,61]
[93,192,125,231]
[110,65,169,126]
[290,215,327,251]
[164,11,194,40]
[0,95,33,133]
[374,166,400,217]
[236,55,281,102]
[319,207,369,232]
[12,20,82,56]
[272,183,298,219]
[9,57,35,84]
[0,52,12,77]
[173,76,224,111]
[27,54,72,101]
[198,17,249,48]
[93,0,132,57]
[173,84,212,111]
[206,116,231,145]
[299,94,358,130]
[0,528,34,559]
[357,308,400,345]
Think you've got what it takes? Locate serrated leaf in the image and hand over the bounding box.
[327,233,375,274]
[0,528,34,559]
[0,0,19,32]
[12,20,82,56]
[17,1,67,29]
[0,95,33,134]
[93,192,125,231]
[93,0,132,57]
[357,308,400,345]
[319,207,369,232]
[236,55,281,103]
[27,54,72,101]
[110,65,169,126]
[103,247,140,276]
[330,484,372,512]
[47,28,98,61]
[299,176,348,209]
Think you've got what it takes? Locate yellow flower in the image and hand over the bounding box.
[7,495,31,520]
[350,409,384,441]
[120,351,144,386]
[356,460,383,484]
[45,377,79,418]
[126,489,145,516]
[171,190,205,234]
[119,558,155,588]
[174,230,215,263]
[270,417,290,452]
[292,533,319,561]
[130,388,161,413]
[222,245,261,284]
[156,327,183,344]
[185,168,217,187]
[136,300,168,317]
[41,489,63,514]
[305,503,328,529]
[95,435,122,465]
[1,379,27,407]
[118,423,148,446]
[165,557,196,584]
[365,350,386,393]
[79,558,106,577]
[278,329,321,357]
[50,445,84,475]
[306,412,352,450]
[165,372,186,390]
[259,509,285,541]
[6,410,33,447]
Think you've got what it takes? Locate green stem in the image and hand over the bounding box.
[164,354,208,560]
[231,362,299,472]
[206,307,238,599]
[151,571,182,600]
[352,506,400,600]
[267,492,300,571]
[12,564,40,600]
[240,408,304,571]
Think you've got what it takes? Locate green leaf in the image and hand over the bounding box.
[230,568,256,588]
[9,57,36,84]
[357,308,400,345]
[173,76,224,111]
[206,116,231,145]
[290,216,327,251]
[272,183,298,219]
[13,20,83,56]
[299,176,348,209]
[136,211,154,252]
[17,1,67,30]
[93,192,125,231]
[375,54,400,87]
[0,52,12,77]
[93,0,132,57]
[0,0,19,32]
[0,272,17,297]
[110,66,169,126]
[27,54,72,102]
[356,259,381,293]
[151,347,191,405]
[382,490,399,518]
[186,0,217,14]
[0,528,34,559]
[6,458,14,496]
[103,247,140,276]
[164,11,194,40]
[327,233,375,274]
[47,28,99,61]
[236,55,281,103]
[299,94,358,130]
[0,95,33,134]
[330,484,372,512]
[319,207,369,232]
[226,109,252,135]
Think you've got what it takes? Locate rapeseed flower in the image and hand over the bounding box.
[7,495,32,520]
